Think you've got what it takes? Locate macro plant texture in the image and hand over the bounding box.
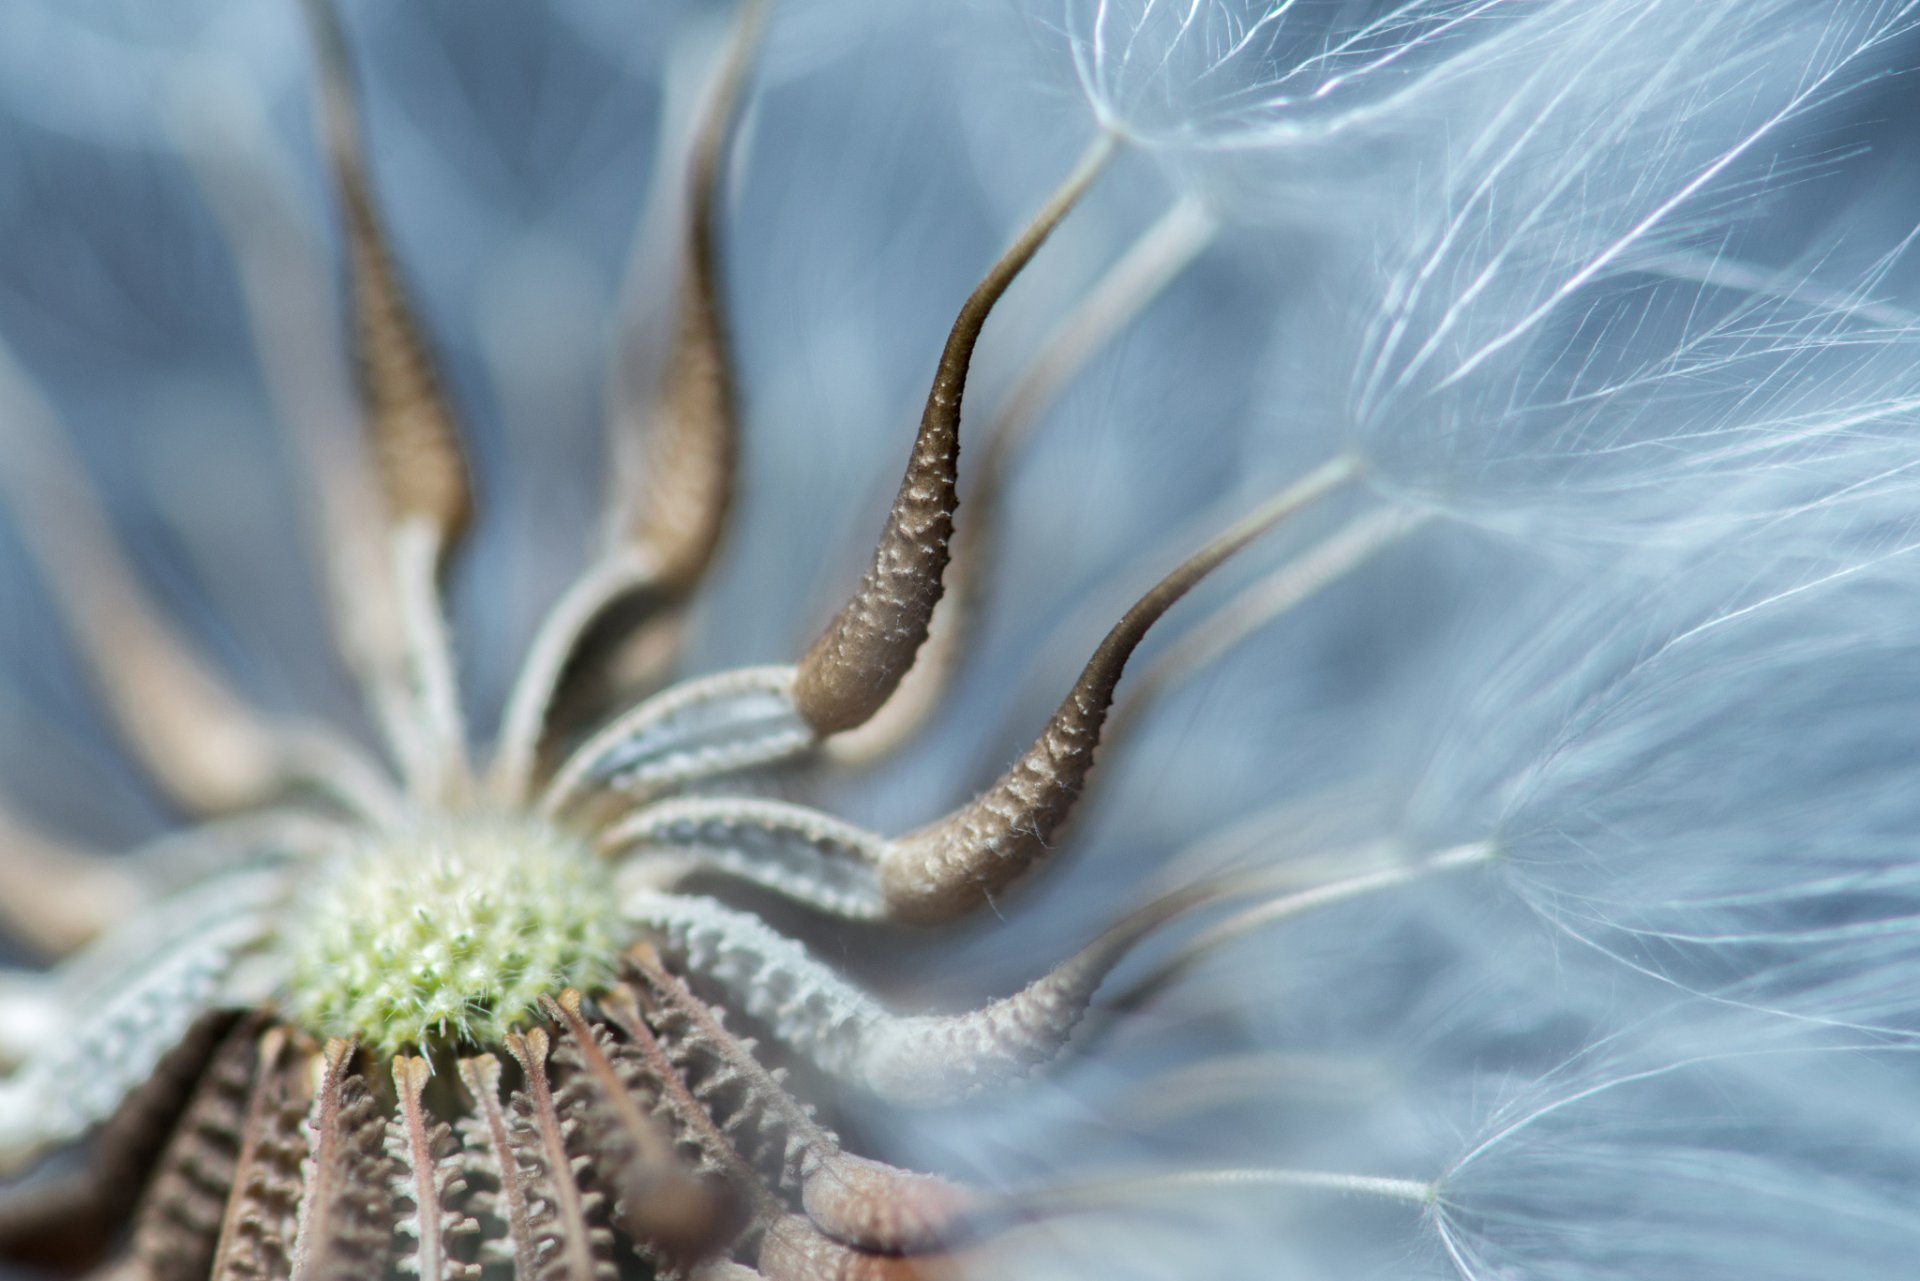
[1,1,1920,1279]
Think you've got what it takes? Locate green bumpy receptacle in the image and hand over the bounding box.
[286,817,618,1053]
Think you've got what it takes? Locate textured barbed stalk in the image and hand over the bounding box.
[297,0,471,554]
[601,796,891,920]
[491,0,773,803]
[541,667,817,819]
[624,885,1222,1105]
[119,1019,262,1281]
[619,0,767,595]
[203,1027,306,1281]
[299,0,474,801]
[289,1040,394,1281]
[625,947,979,1253]
[831,196,1219,765]
[605,462,1363,922]
[853,884,1232,1104]
[882,454,1359,921]
[545,990,739,1265]
[501,1029,619,1281]
[173,50,468,838]
[454,1054,541,1279]
[594,988,960,1280]
[387,1055,480,1281]
[594,986,775,1217]
[792,133,1120,737]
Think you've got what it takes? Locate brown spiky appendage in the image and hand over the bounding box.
[0,1015,236,1274]
[297,0,471,552]
[122,1018,267,1281]
[289,1041,396,1281]
[623,952,977,1255]
[6,990,1005,1276]
[490,0,775,803]
[591,985,968,1281]
[208,1028,310,1281]
[881,457,1358,921]
[387,1055,481,1281]
[545,991,741,1268]
[791,135,1119,738]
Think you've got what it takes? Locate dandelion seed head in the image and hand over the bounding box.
[2,0,1920,1278]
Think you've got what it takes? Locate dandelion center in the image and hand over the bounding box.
[286,817,616,1053]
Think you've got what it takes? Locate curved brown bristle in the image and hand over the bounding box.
[489,0,774,804]
[208,1028,307,1281]
[861,884,1224,1104]
[595,985,783,1229]
[388,1055,482,1281]
[124,1020,266,1281]
[831,198,1217,766]
[621,0,770,593]
[882,456,1359,921]
[625,950,978,1254]
[506,1031,612,1280]
[502,1029,620,1281]
[792,134,1118,736]
[545,991,738,1266]
[299,0,475,800]
[623,885,1236,1108]
[454,1054,541,1281]
[289,1040,394,1281]
[299,0,472,553]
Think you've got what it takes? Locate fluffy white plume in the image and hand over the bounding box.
[1342,0,1920,535]
[1430,1009,1920,1280]
[1400,527,1920,1035]
[1069,0,1583,151]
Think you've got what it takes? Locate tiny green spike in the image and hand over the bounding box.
[286,819,616,1053]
